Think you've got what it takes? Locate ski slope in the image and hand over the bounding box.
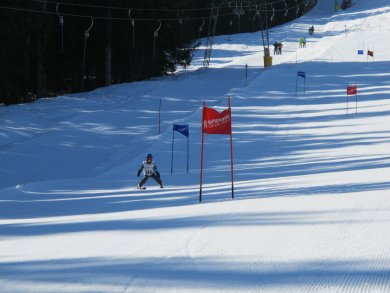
[2,0,390,292]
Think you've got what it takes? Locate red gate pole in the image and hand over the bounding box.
[346,83,349,115]
[199,101,206,202]
[228,97,235,199]
[355,82,358,114]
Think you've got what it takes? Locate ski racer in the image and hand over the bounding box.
[137,153,164,189]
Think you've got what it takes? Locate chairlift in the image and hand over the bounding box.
[252,6,260,31]
[198,17,205,39]
[56,3,64,54]
[82,17,94,90]
[177,10,183,44]
[128,9,135,48]
[153,20,162,58]
[295,0,300,15]
[284,0,288,17]
[270,6,275,23]
[239,2,245,16]
[228,18,233,40]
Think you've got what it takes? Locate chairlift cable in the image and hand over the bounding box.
[0,2,304,22]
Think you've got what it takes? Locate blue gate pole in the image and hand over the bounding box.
[171,125,175,173]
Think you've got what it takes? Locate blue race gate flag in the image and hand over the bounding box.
[296,71,306,96]
[173,124,189,137]
[171,124,189,173]
[357,50,364,55]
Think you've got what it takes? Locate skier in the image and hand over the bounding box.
[137,153,164,189]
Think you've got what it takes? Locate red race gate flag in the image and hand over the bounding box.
[199,98,234,202]
[346,84,358,115]
[202,107,232,134]
[367,50,374,57]
[347,85,357,95]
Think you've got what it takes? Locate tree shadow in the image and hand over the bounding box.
[1,256,389,291]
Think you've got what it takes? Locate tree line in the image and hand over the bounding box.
[0,0,314,105]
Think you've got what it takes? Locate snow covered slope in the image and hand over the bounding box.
[1,0,390,292]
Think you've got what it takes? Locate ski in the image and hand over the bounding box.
[135,186,166,190]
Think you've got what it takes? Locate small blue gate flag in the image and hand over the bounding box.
[173,124,189,137]
[297,71,306,78]
[357,50,364,55]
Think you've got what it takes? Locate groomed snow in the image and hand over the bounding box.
[1,0,390,292]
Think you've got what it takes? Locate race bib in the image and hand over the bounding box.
[143,162,154,175]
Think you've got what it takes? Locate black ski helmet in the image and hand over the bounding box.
[146,153,153,159]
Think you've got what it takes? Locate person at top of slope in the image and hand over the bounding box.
[308,25,314,35]
[277,42,283,54]
[299,36,304,48]
[137,153,164,189]
[273,41,279,55]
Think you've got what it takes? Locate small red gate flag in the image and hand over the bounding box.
[347,85,357,95]
[202,107,232,134]
[367,50,374,57]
